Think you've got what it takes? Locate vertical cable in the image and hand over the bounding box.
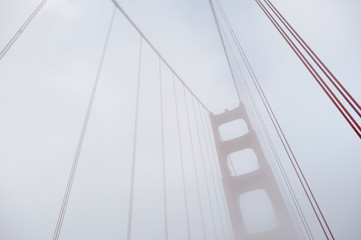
[127,36,143,240]
[202,109,234,240]
[183,87,207,240]
[159,58,168,240]
[52,7,116,240]
[172,75,192,240]
[0,0,48,61]
[197,103,227,240]
[191,97,219,240]
[111,0,210,113]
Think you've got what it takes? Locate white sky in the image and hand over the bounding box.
[0,0,360,239]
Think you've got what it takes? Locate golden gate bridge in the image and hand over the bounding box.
[0,0,360,239]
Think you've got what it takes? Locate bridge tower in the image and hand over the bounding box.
[210,103,298,240]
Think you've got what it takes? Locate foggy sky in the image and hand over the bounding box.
[0,0,360,239]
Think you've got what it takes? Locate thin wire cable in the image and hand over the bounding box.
[0,0,48,61]
[183,86,207,240]
[52,7,116,240]
[127,36,143,240]
[202,109,234,240]
[172,75,192,240]
[255,0,360,139]
[265,0,361,118]
[110,0,210,113]
[191,96,219,240]
[197,103,227,240]
[158,58,168,240]
[253,1,337,238]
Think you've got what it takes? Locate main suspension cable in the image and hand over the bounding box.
[254,1,336,238]
[110,0,210,113]
[0,0,48,61]
[256,0,360,139]
[265,0,361,118]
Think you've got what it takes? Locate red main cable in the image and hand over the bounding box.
[265,0,361,118]
[255,0,337,239]
[256,0,361,139]
[264,0,361,120]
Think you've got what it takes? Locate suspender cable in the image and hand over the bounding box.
[110,0,210,113]
[265,0,361,118]
[197,103,227,240]
[191,97,219,240]
[0,0,48,61]
[52,7,116,240]
[127,36,143,240]
[202,109,234,240]
[183,87,207,240]
[158,58,168,240]
[255,0,360,139]
[172,75,192,240]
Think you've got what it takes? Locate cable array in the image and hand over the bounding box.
[48,1,227,238]
[257,0,360,139]
[172,75,192,240]
[110,0,210,113]
[183,88,207,240]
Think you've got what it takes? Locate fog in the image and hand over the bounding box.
[0,0,360,239]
